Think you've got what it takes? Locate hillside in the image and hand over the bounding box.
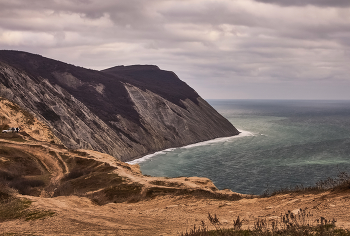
[0,50,239,162]
[1,97,350,235]
[2,51,350,235]
[0,97,240,201]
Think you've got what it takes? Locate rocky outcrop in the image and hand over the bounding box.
[0,50,239,161]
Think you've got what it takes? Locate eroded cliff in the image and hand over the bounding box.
[0,50,239,161]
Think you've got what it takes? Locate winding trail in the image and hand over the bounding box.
[0,139,70,196]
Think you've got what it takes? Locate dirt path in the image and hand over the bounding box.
[0,139,70,196]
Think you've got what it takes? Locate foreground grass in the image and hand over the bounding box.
[181,228,350,236]
[181,172,350,236]
[0,188,55,222]
[262,171,350,197]
[181,209,350,236]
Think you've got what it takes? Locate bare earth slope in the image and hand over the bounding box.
[0,50,239,162]
[1,98,350,235]
[0,97,238,200]
[2,130,350,236]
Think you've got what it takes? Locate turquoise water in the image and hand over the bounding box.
[131,100,350,195]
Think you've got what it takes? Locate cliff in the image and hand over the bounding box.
[0,97,242,201]
[0,50,239,161]
[1,97,350,235]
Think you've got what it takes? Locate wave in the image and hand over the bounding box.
[182,130,254,149]
[126,130,254,165]
[126,148,177,165]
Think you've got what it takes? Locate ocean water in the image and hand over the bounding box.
[128,100,350,195]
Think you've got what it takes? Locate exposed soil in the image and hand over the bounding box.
[1,97,350,235]
[1,136,350,235]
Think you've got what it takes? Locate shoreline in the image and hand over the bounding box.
[126,129,254,165]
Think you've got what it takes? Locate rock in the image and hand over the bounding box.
[166,205,179,209]
[0,50,239,162]
[291,209,300,215]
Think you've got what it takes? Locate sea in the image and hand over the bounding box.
[127,100,350,195]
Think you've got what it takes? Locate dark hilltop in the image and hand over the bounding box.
[0,50,239,161]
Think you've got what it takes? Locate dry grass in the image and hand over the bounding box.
[0,186,55,222]
[150,180,185,187]
[0,146,49,196]
[262,171,350,198]
[0,99,35,126]
[145,186,242,201]
[54,154,144,204]
[180,208,349,236]
[55,154,123,197]
[103,182,144,203]
[55,172,125,196]
[0,133,27,142]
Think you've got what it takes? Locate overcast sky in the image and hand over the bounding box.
[1,0,350,100]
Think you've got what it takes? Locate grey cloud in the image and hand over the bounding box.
[0,0,165,37]
[1,0,350,99]
[253,0,350,7]
[159,2,266,27]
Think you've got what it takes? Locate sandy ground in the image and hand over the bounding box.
[1,188,350,236]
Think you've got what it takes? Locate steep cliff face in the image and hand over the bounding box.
[0,50,239,161]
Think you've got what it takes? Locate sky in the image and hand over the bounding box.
[0,0,350,100]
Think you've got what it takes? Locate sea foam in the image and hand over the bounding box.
[126,130,253,165]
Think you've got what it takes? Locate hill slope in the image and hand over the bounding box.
[0,97,242,204]
[0,50,239,161]
[1,97,350,235]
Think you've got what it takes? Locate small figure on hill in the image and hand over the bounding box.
[15,127,19,133]
[11,127,15,133]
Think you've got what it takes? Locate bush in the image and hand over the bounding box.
[62,169,87,181]
[0,194,54,222]
[262,171,350,197]
[180,208,346,236]
[8,179,45,195]
[0,170,16,181]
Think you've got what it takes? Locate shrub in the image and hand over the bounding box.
[104,183,143,202]
[62,169,87,181]
[0,170,16,181]
[180,208,345,236]
[0,185,54,222]
[262,171,350,197]
[0,195,54,222]
[8,179,45,195]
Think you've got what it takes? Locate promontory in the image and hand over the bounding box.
[0,50,239,162]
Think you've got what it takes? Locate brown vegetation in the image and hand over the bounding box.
[180,208,348,236]
[0,97,61,143]
[1,96,350,235]
[0,185,54,222]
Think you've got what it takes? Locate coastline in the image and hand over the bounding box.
[126,129,254,165]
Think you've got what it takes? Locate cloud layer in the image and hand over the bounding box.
[1,0,350,99]
[254,0,350,7]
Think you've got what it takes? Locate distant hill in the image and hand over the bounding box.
[0,50,239,161]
